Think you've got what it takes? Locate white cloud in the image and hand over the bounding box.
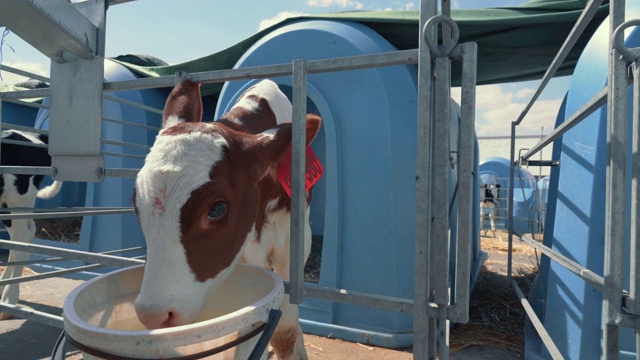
[258,11,309,31]
[0,61,48,86]
[307,0,364,9]
[451,84,562,137]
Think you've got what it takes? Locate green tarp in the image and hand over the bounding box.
[113,0,609,96]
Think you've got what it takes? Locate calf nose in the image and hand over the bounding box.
[134,301,182,329]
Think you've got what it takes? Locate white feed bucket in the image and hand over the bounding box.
[62,263,284,360]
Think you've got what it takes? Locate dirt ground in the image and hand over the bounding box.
[0,229,538,359]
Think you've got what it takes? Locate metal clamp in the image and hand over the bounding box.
[423,15,460,57]
[613,19,640,62]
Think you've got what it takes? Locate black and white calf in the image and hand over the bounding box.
[0,130,62,319]
[480,182,501,238]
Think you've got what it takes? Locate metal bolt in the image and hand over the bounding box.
[51,167,58,177]
[95,167,104,178]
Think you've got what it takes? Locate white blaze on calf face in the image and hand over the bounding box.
[134,127,231,328]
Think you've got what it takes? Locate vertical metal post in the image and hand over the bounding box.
[630,60,640,360]
[603,1,627,358]
[507,122,517,282]
[289,59,308,305]
[453,42,477,324]
[49,0,106,182]
[432,56,451,306]
[415,0,437,358]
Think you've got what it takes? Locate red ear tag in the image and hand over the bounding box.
[277,144,324,198]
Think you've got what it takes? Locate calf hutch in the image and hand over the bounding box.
[0,0,638,359]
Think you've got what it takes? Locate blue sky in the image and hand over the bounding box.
[0,0,569,136]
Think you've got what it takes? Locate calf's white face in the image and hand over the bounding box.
[133,80,321,329]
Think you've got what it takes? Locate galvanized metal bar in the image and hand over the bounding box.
[522,87,607,161]
[102,151,147,160]
[1,123,49,134]
[101,139,150,151]
[0,302,63,329]
[305,49,419,74]
[432,56,451,306]
[0,88,51,100]
[0,138,48,149]
[452,42,477,324]
[603,1,627,358]
[438,305,449,360]
[0,255,145,286]
[102,117,161,131]
[0,209,133,220]
[512,280,565,359]
[514,0,605,126]
[0,239,144,268]
[0,0,99,62]
[519,233,604,292]
[507,122,517,282]
[0,206,130,213]
[0,64,50,83]
[103,50,419,93]
[1,98,49,109]
[0,246,145,267]
[103,168,139,178]
[415,1,438,358]
[288,59,308,305]
[103,93,163,115]
[0,166,53,176]
[299,283,415,313]
[630,61,640,354]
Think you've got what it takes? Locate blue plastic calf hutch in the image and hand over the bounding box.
[479,156,538,234]
[525,3,640,359]
[215,19,484,348]
[32,59,167,276]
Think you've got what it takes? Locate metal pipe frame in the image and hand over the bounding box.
[1,2,474,358]
[509,1,640,359]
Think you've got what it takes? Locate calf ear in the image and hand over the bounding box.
[248,114,322,181]
[162,80,203,129]
[305,114,322,145]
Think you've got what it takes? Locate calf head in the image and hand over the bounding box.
[133,79,321,329]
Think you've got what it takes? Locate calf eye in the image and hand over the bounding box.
[208,202,227,221]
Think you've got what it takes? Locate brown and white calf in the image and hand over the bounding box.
[133,79,320,359]
[0,130,62,319]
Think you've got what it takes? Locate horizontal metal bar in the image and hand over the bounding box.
[522,87,607,160]
[103,168,139,178]
[0,209,133,220]
[104,50,419,93]
[0,88,51,100]
[0,139,48,149]
[285,282,415,314]
[512,280,564,359]
[306,49,419,74]
[1,98,49,109]
[0,255,146,287]
[0,206,131,214]
[103,94,163,115]
[0,166,53,175]
[1,123,48,135]
[101,139,150,151]
[102,151,147,160]
[519,233,604,292]
[0,239,144,267]
[520,160,560,167]
[0,246,146,267]
[0,64,50,83]
[102,117,161,131]
[0,302,63,329]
